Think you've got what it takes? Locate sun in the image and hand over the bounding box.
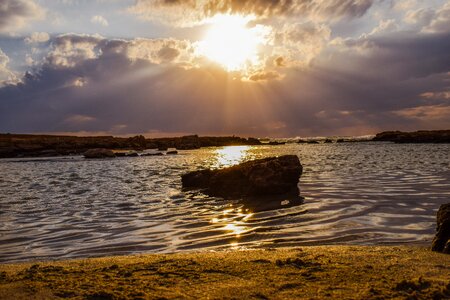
[197,14,269,72]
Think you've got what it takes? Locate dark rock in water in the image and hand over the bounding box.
[336,139,345,143]
[307,140,319,144]
[324,139,333,143]
[167,150,178,155]
[182,155,302,198]
[432,203,450,254]
[83,148,116,159]
[125,152,139,157]
[141,152,164,156]
[297,139,307,144]
[373,130,450,143]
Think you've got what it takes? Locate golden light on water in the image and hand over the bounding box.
[215,145,250,167]
[196,14,270,71]
[211,207,254,237]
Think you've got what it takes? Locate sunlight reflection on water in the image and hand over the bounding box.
[214,145,250,168]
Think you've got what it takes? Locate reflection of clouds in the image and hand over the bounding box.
[215,146,250,168]
[210,205,254,237]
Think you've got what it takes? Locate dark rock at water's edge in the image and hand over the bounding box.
[373,130,450,143]
[166,150,178,155]
[182,155,302,199]
[83,148,116,159]
[0,134,262,158]
[432,203,450,254]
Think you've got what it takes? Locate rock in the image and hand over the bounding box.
[182,155,302,198]
[167,150,178,155]
[83,148,116,159]
[307,140,319,144]
[373,130,450,143]
[125,152,139,157]
[324,139,333,143]
[432,203,450,254]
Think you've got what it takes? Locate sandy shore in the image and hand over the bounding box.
[0,246,449,299]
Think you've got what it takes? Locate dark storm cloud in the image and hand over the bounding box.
[0,0,43,33]
[130,0,376,25]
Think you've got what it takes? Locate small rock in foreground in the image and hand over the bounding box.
[83,148,116,159]
[182,155,302,198]
[432,203,450,254]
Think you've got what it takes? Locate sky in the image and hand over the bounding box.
[0,0,449,137]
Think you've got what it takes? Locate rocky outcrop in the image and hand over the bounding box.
[83,148,116,159]
[373,130,450,143]
[432,203,450,254]
[0,134,263,158]
[182,155,302,199]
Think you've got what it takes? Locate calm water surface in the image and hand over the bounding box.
[1,143,449,263]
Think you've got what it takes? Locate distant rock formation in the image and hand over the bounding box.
[181,155,302,199]
[373,130,450,143]
[0,134,262,158]
[432,203,450,254]
[83,148,116,159]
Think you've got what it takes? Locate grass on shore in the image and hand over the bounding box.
[0,246,449,299]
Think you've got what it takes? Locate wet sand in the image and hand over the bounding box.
[1,246,449,299]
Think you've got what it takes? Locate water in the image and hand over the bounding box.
[0,142,449,263]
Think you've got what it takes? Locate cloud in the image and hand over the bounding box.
[1,1,450,137]
[0,0,44,33]
[248,71,281,81]
[129,0,376,26]
[44,34,194,69]
[24,32,50,44]
[0,48,17,86]
[423,2,450,34]
[91,15,109,27]
[272,21,331,65]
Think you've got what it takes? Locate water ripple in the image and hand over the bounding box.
[0,143,449,263]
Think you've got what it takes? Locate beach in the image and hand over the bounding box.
[1,246,449,299]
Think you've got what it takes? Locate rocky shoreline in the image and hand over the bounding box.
[0,134,261,158]
[1,129,449,159]
[373,130,450,143]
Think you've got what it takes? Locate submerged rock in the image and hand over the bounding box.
[182,155,302,199]
[432,203,450,254]
[83,148,116,159]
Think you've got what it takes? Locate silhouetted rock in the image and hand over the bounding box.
[167,150,178,155]
[432,203,450,254]
[307,140,319,144]
[0,134,262,159]
[125,152,139,157]
[324,139,333,143]
[373,130,450,143]
[297,139,307,144]
[336,139,345,143]
[83,149,116,159]
[182,155,302,199]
